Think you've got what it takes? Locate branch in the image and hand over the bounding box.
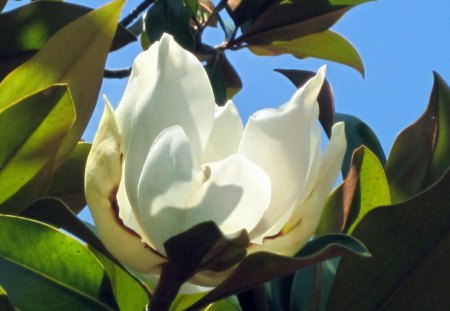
[104,68,132,79]
[120,0,155,27]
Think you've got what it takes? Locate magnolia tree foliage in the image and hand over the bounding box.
[0,0,449,310]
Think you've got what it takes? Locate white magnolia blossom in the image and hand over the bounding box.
[85,34,346,287]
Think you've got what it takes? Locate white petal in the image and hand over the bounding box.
[85,99,165,273]
[136,127,271,254]
[251,122,347,256]
[201,101,244,163]
[116,34,215,213]
[240,67,326,243]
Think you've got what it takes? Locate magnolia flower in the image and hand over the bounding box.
[85,34,346,287]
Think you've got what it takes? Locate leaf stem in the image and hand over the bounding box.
[104,68,132,79]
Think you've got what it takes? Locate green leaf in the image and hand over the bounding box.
[335,113,386,177]
[0,286,15,311]
[144,0,195,51]
[46,142,91,214]
[249,30,364,75]
[386,72,450,203]
[150,222,249,310]
[0,0,125,165]
[89,248,150,311]
[205,53,242,105]
[318,146,390,235]
[0,85,75,214]
[0,1,135,60]
[240,0,371,44]
[0,215,118,310]
[187,234,369,310]
[274,69,335,138]
[327,168,450,310]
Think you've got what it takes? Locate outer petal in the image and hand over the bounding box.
[250,122,347,256]
[116,34,215,212]
[136,126,271,254]
[85,99,165,273]
[201,101,244,164]
[240,66,326,243]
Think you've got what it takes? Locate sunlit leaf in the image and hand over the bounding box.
[0,286,15,311]
[275,68,334,137]
[328,168,450,310]
[318,147,390,235]
[0,85,74,214]
[89,248,150,311]
[0,1,134,60]
[187,234,369,310]
[0,0,125,165]
[144,0,195,50]
[0,215,118,310]
[386,72,450,203]
[249,30,364,75]
[46,142,91,214]
[335,113,386,177]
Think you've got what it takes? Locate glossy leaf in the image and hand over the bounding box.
[46,142,91,214]
[335,113,386,177]
[275,68,334,137]
[205,53,242,105]
[0,0,125,165]
[187,234,369,310]
[328,168,450,310]
[89,248,150,311]
[318,146,390,235]
[386,72,450,203]
[0,1,135,60]
[239,0,371,44]
[0,85,74,214]
[0,286,15,311]
[144,0,195,51]
[0,215,118,310]
[249,31,364,75]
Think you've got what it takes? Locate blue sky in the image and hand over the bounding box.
[78,0,450,157]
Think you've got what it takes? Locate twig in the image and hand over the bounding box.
[120,0,155,27]
[104,68,132,79]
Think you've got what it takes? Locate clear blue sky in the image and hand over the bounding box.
[78,0,449,157]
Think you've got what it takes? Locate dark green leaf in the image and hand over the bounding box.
[205,53,242,105]
[187,234,369,310]
[335,113,386,177]
[249,30,364,75]
[0,52,33,82]
[0,286,15,311]
[386,72,450,203]
[0,1,135,60]
[237,286,268,311]
[274,68,334,137]
[239,0,371,44]
[0,85,74,214]
[318,147,390,235]
[327,168,450,310]
[46,142,91,214]
[0,215,118,310]
[0,0,125,165]
[89,248,150,311]
[144,0,195,51]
